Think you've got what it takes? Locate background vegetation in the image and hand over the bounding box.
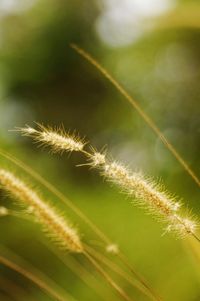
[0,0,200,300]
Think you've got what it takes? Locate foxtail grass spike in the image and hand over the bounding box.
[16,124,85,154]
[0,169,83,253]
[88,151,197,238]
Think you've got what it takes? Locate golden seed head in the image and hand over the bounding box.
[39,131,84,152]
[0,169,83,253]
[89,155,197,238]
[16,124,85,154]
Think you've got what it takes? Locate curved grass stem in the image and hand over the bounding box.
[85,244,162,301]
[70,43,200,189]
[0,246,75,301]
[83,249,135,301]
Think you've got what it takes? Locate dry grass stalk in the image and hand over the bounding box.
[70,43,200,189]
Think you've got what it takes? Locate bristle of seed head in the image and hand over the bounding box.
[0,169,83,253]
[88,152,197,238]
[16,124,85,154]
[165,214,197,237]
[19,125,38,135]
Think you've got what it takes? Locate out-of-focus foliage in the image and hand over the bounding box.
[0,0,200,300]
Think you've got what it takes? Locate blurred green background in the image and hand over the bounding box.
[0,0,200,300]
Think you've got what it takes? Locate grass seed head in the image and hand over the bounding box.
[88,151,197,238]
[16,124,85,154]
[0,169,83,253]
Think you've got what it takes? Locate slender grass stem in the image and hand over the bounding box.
[0,246,75,301]
[43,241,108,301]
[70,43,200,189]
[192,233,200,243]
[83,249,135,301]
[0,274,36,301]
[86,244,162,301]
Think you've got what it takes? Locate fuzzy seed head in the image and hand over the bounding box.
[16,124,85,154]
[39,131,84,152]
[89,155,197,238]
[102,161,180,216]
[130,174,181,216]
[0,169,83,253]
[104,161,128,180]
